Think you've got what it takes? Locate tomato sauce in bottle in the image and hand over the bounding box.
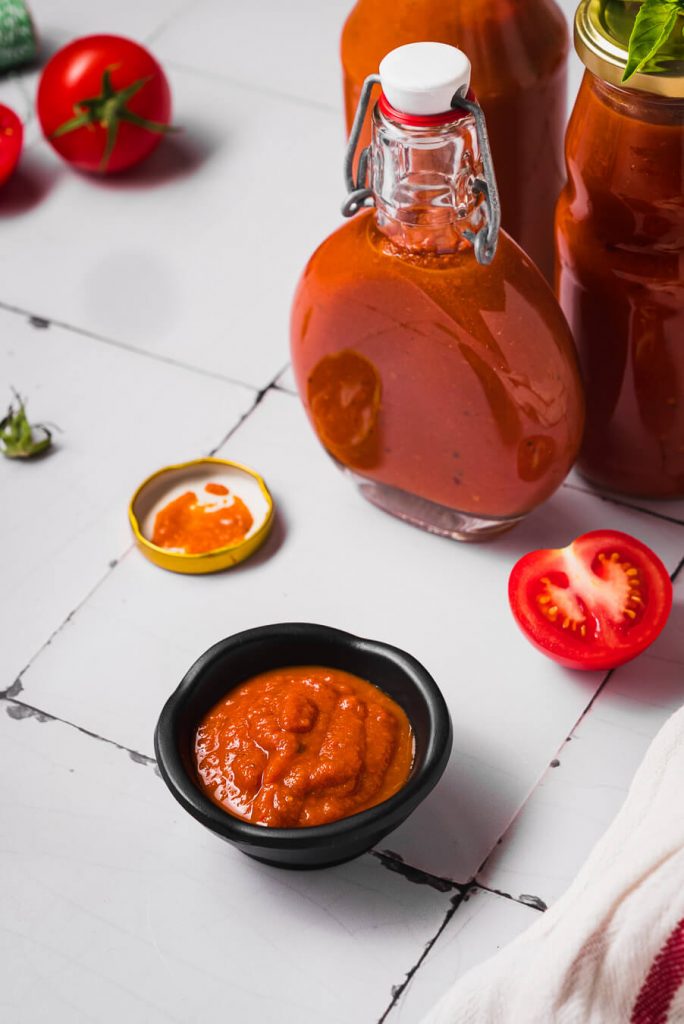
[556,1,684,498]
[341,0,569,282]
[292,44,583,541]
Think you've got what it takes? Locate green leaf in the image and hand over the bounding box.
[623,0,682,81]
[0,391,53,459]
[119,109,176,134]
[99,116,120,172]
[50,111,92,139]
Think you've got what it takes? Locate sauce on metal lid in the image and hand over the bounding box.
[152,482,253,554]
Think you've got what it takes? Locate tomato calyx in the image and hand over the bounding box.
[50,66,174,171]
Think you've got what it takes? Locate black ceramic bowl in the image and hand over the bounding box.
[154,623,452,869]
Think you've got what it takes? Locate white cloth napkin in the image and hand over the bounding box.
[422,704,684,1024]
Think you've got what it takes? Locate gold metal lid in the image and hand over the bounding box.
[575,0,684,98]
[129,457,275,575]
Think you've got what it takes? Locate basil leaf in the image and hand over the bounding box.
[623,0,682,81]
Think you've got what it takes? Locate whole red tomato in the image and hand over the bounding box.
[0,105,23,186]
[37,35,172,174]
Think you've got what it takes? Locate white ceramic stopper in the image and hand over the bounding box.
[379,42,472,116]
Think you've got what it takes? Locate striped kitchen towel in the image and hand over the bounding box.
[422,704,684,1024]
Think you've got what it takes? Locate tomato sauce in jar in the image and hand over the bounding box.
[556,6,684,498]
[195,667,414,828]
[341,0,569,281]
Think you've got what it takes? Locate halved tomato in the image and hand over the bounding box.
[509,530,672,671]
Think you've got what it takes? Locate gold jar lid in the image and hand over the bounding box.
[129,457,275,575]
[575,0,684,98]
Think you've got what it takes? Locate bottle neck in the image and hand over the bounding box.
[370,101,486,256]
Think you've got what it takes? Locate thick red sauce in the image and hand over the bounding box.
[152,482,253,554]
[195,666,414,828]
[556,74,684,498]
[292,212,583,519]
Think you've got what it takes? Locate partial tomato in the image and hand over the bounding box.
[37,35,172,174]
[509,530,672,670]
[0,105,23,186]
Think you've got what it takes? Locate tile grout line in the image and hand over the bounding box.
[473,881,547,913]
[374,875,545,1021]
[0,301,263,394]
[378,879,545,1023]
[1,694,159,771]
[208,366,289,454]
[143,0,199,47]
[0,545,137,698]
[562,482,684,528]
[377,889,467,1024]
[371,850,462,894]
[162,58,341,116]
[371,849,547,910]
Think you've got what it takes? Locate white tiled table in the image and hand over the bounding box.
[1,3,682,1022]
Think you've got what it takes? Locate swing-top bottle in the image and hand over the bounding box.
[291,43,584,541]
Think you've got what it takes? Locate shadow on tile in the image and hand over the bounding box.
[0,150,62,216]
[647,593,684,667]
[381,747,527,885]
[231,502,288,573]
[90,127,220,189]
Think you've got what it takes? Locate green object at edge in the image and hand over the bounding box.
[0,0,36,73]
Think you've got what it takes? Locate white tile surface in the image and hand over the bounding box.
[0,64,341,389]
[0,307,255,688]
[388,887,538,1024]
[18,388,684,884]
[28,0,189,55]
[479,572,684,906]
[0,72,31,124]
[155,0,351,110]
[0,706,452,1024]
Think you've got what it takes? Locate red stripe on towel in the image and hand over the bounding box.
[631,918,684,1024]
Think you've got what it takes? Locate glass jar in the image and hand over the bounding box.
[340,0,569,281]
[556,1,684,498]
[291,44,584,541]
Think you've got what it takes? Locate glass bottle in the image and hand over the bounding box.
[340,0,569,282]
[556,1,684,499]
[291,44,584,541]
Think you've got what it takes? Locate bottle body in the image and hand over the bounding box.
[556,73,684,498]
[341,0,568,281]
[291,213,583,538]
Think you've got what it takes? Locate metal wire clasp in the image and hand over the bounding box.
[341,76,501,266]
[342,73,380,218]
[450,87,501,266]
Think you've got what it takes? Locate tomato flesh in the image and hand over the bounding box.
[0,105,23,186]
[509,530,672,670]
